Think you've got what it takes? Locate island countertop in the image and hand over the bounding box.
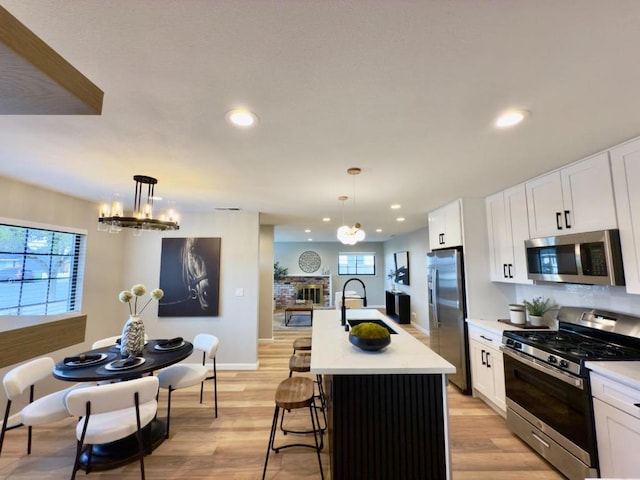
[310,308,456,375]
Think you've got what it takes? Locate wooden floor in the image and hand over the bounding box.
[0,324,565,479]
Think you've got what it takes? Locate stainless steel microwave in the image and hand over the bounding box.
[525,229,625,286]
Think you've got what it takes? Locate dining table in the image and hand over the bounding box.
[53,337,193,471]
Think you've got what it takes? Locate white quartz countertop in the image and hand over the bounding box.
[585,361,640,390]
[466,318,553,335]
[310,309,456,375]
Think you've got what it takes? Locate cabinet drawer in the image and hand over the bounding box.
[591,372,640,420]
[467,325,501,348]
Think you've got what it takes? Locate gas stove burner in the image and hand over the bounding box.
[554,334,570,342]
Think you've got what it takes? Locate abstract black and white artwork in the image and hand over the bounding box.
[394,251,410,285]
[158,237,221,317]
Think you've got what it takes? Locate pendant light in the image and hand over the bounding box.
[336,167,366,245]
[98,175,180,233]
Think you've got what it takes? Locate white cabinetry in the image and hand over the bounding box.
[485,183,531,284]
[525,152,616,238]
[590,372,640,478]
[428,199,462,250]
[611,137,640,294]
[468,323,506,415]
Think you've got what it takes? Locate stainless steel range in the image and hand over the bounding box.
[501,306,640,480]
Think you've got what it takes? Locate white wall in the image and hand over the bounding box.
[121,210,261,369]
[384,227,430,332]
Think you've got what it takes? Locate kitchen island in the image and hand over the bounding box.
[310,308,455,480]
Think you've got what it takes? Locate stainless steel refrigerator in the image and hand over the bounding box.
[427,247,470,393]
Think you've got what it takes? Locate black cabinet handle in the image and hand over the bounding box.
[503,264,508,278]
[439,233,445,245]
[486,351,491,368]
[508,264,513,278]
[481,350,486,366]
[556,212,563,230]
[564,210,571,229]
[634,403,640,408]
[480,335,493,342]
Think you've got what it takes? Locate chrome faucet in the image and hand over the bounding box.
[341,278,368,326]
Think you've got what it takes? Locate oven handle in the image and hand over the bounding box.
[501,346,584,390]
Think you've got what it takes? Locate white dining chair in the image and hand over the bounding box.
[65,375,159,480]
[91,335,121,349]
[156,333,219,438]
[0,356,78,456]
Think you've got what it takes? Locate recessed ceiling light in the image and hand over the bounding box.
[376,228,382,233]
[495,110,529,128]
[304,229,311,233]
[226,109,258,127]
[391,204,401,210]
[307,238,313,242]
[396,217,405,222]
[322,217,331,222]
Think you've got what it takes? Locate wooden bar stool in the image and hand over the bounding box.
[292,337,311,354]
[287,354,327,432]
[262,377,324,480]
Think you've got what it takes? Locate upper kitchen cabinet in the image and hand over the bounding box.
[525,152,617,238]
[611,137,640,294]
[485,183,532,284]
[428,199,462,250]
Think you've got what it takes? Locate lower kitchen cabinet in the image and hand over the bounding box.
[468,323,506,415]
[590,371,640,477]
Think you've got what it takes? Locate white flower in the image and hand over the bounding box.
[118,290,133,304]
[131,284,146,296]
[150,288,164,300]
[118,284,162,315]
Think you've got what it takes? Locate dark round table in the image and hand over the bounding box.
[53,339,194,471]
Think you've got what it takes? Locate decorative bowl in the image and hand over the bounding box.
[348,333,391,351]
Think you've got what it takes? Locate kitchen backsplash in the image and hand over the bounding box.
[515,283,640,318]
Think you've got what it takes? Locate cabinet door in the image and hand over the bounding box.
[469,339,493,397]
[485,192,508,281]
[428,200,462,250]
[503,184,532,284]
[526,171,564,237]
[593,397,640,478]
[560,152,617,234]
[442,200,462,247]
[488,348,506,412]
[428,207,446,250]
[611,138,640,293]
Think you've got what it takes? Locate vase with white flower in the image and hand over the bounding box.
[118,284,164,357]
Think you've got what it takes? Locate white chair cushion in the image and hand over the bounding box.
[21,385,78,425]
[75,401,157,445]
[157,364,208,390]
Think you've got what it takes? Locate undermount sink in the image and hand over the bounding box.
[347,319,397,334]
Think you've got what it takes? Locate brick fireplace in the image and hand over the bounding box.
[274,275,331,310]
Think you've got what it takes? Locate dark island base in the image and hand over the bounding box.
[78,419,166,471]
[328,374,447,480]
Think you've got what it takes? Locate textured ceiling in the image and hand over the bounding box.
[1,0,640,242]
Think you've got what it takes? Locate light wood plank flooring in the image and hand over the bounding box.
[0,324,564,479]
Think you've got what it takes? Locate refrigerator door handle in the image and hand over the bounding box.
[430,268,440,327]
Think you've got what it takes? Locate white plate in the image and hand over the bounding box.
[154,341,186,352]
[105,357,146,371]
[64,353,108,368]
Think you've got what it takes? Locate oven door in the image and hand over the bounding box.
[502,348,597,466]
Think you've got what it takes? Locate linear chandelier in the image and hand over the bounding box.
[98,175,179,233]
[337,167,366,245]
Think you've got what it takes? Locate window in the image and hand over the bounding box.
[0,222,86,315]
[338,253,376,276]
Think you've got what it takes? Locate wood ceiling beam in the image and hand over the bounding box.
[0,6,103,115]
